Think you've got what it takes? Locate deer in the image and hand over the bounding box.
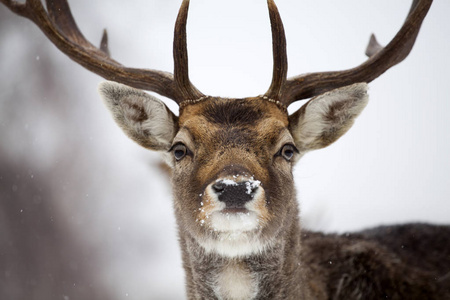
[2,0,450,299]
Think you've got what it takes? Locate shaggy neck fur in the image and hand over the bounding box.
[178,206,314,300]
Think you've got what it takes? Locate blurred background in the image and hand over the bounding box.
[1,0,449,299]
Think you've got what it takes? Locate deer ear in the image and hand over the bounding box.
[289,83,368,153]
[99,81,178,151]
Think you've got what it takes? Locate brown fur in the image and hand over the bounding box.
[100,83,450,299]
[173,97,450,299]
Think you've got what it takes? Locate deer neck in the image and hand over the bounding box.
[178,208,311,300]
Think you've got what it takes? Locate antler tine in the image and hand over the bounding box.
[0,0,179,101]
[46,0,109,57]
[99,29,110,57]
[46,0,90,47]
[281,0,433,106]
[365,34,383,58]
[264,0,288,101]
[173,0,204,102]
[0,0,28,17]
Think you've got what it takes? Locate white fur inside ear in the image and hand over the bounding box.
[291,83,369,152]
[98,81,177,151]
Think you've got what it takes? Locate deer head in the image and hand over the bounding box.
[94,0,429,257]
[99,78,369,257]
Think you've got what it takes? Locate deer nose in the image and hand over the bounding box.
[212,180,259,208]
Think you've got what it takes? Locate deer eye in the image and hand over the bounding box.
[279,144,298,161]
[171,143,188,161]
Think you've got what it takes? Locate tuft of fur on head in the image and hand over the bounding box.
[98,81,177,152]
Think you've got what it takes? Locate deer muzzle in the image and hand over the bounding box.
[212,179,260,211]
[196,172,270,234]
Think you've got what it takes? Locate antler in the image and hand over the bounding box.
[0,0,201,103]
[265,0,433,107]
[2,0,433,107]
[265,0,288,101]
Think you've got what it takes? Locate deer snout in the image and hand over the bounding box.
[212,180,259,209]
[198,177,269,234]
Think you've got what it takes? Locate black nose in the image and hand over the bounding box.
[212,180,259,208]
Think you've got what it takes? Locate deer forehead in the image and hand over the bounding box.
[177,97,290,147]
